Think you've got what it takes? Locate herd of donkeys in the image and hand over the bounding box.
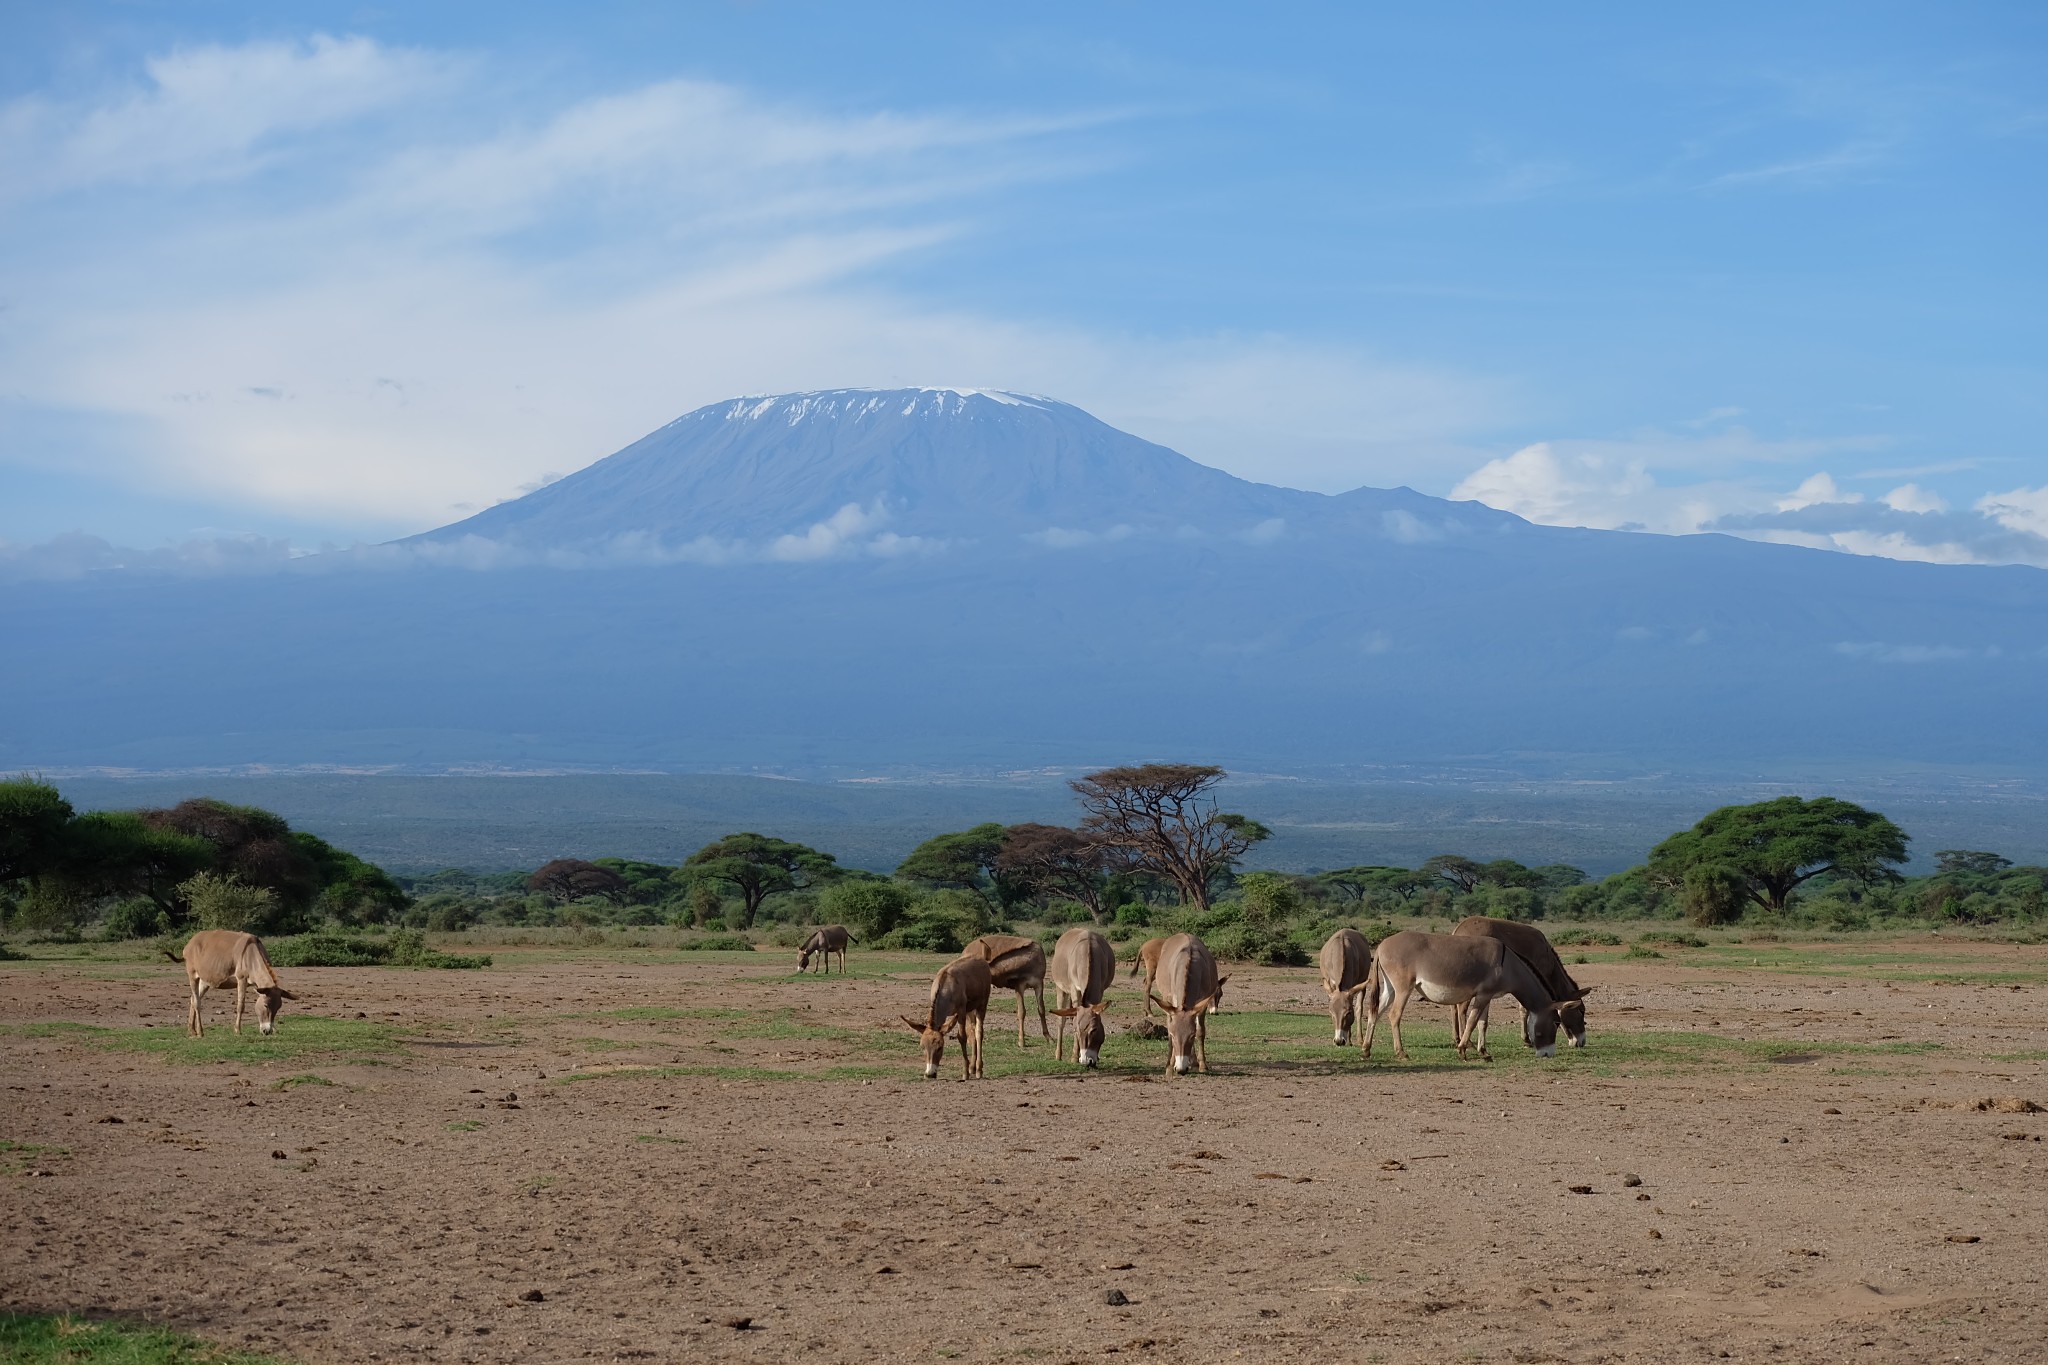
[165,916,1591,1080]
[799,918,1594,1080]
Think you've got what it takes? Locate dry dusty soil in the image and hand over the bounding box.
[4,937,2046,1364]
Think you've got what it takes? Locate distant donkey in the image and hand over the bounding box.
[798,925,856,974]
[168,930,296,1037]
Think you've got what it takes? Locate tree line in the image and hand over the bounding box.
[5,767,2043,952]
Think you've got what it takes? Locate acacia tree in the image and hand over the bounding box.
[527,858,630,904]
[1316,865,1427,908]
[895,823,1016,907]
[0,776,74,889]
[1648,796,1909,917]
[996,823,1110,921]
[1421,854,1486,894]
[684,833,841,928]
[1070,763,1270,912]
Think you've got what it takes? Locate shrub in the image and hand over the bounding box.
[688,934,755,952]
[1550,929,1622,947]
[820,880,915,938]
[1683,865,1749,927]
[1636,930,1707,948]
[1112,902,1152,928]
[268,928,491,970]
[99,896,169,941]
[179,871,279,934]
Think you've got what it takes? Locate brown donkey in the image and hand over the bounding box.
[1360,930,1572,1063]
[1149,933,1227,1076]
[961,933,1050,1047]
[1317,927,1376,1047]
[797,924,855,974]
[900,954,992,1080]
[1047,926,1117,1066]
[1452,916,1591,1047]
[172,930,296,1037]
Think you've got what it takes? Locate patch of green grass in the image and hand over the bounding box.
[1988,1049,2048,1062]
[2,1138,71,1175]
[445,1120,484,1132]
[93,1016,401,1066]
[1682,944,2048,986]
[1637,930,1708,948]
[519,1174,557,1195]
[268,1074,335,1092]
[1624,944,1666,959]
[0,1020,108,1039]
[0,1312,288,1363]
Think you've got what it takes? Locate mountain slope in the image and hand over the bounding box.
[411,387,1516,552]
[4,389,2043,778]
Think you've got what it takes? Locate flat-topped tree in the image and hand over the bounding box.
[1070,763,1269,913]
[685,833,841,928]
[1649,796,1909,918]
[996,823,1110,922]
[895,823,1015,908]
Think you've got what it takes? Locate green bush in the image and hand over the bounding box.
[179,872,278,934]
[269,928,491,970]
[687,934,755,952]
[1112,902,1152,928]
[1550,928,1622,947]
[99,896,169,941]
[1636,930,1707,948]
[820,880,915,938]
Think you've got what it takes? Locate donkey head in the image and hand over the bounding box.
[256,987,296,1036]
[1052,1002,1110,1066]
[1559,986,1593,1048]
[1521,999,1569,1058]
[1328,986,1361,1045]
[796,946,814,973]
[900,1015,948,1079]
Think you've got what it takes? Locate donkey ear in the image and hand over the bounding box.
[274,989,298,1000]
[1574,986,1595,999]
[1050,1006,1078,1018]
[1092,1001,1110,1014]
[1215,975,1232,988]
[899,1015,926,1033]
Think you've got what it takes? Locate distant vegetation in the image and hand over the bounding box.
[4,768,2043,956]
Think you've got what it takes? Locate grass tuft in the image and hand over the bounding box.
[0,1312,290,1363]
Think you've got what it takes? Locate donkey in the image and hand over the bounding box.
[797,924,856,974]
[1126,937,1168,1016]
[899,954,992,1080]
[1047,926,1117,1066]
[961,933,1049,1047]
[1148,933,1228,1076]
[1317,927,1376,1046]
[171,930,296,1037]
[1359,930,1572,1063]
[1451,916,1592,1048]
[1128,934,1224,1019]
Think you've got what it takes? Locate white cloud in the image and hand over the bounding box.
[0,35,457,200]
[1778,472,1859,511]
[1978,485,2048,538]
[1451,437,2048,569]
[0,36,1514,537]
[1882,483,1947,514]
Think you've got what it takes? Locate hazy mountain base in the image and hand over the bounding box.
[43,772,2048,877]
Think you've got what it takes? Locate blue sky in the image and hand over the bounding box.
[2,2,2044,565]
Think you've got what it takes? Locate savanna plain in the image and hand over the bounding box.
[4,931,2045,1365]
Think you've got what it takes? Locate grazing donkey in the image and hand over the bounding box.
[797,924,856,974]
[1360,930,1572,1063]
[172,930,296,1037]
[900,954,992,1080]
[1126,937,1168,1016]
[961,933,1049,1047]
[1148,933,1228,1076]
[1047,926,1117,1066]
[1452,916,1592,1048]
[1128,934,1224,1018]
[1317,927,1376,1046]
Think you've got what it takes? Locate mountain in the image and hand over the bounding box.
[4,389,2044,779]
[410,387,1513,555]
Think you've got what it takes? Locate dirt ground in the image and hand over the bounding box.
[4,938,2046,1364]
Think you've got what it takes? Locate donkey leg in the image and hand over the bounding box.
[1386,989,1413,1061]
[1035,980,1050,1042]
[1014,989,1027,1048]
[188,978,202,1037]
[233,979,246,1035]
